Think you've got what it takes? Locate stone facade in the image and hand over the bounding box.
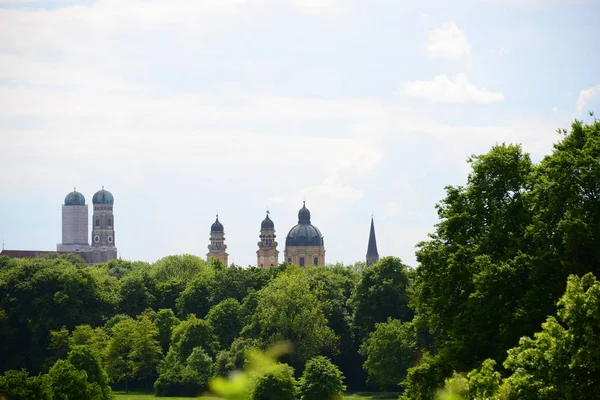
[59,204,89,249]
[283,245,325,266]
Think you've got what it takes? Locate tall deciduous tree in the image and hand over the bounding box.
[248,267,337,369]
[351,257,414,341]
[360,318,417,390]
[207,298,243,349]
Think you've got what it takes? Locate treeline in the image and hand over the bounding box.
[1,118,599,399]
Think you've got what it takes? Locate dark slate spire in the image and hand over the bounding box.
[366,216,379,266]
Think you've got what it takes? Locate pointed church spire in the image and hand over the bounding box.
[366,216,379,266]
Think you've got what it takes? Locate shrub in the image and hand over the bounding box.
[0,369,52,400]
[400,352,452,400]
[49,359,100,400]
[250,363,296,400]
[298,356,346,400]
[154,363,204,397]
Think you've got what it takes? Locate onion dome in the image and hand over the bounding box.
[92,187,114,205]
[64,188,85,206]
[285,202,324,246]
[211,215,224,232]
[261,212,274,229]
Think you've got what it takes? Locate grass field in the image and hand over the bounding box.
[114,391,399,399]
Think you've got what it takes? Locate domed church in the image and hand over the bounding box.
[284,201,325,266]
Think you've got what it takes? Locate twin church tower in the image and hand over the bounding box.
[57,187,117,264]
[208,201,380,268]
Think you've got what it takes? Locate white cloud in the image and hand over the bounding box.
[490,47,511,56]
[576,84,600,113]
[424,22,471,61]
[399,73,505,104]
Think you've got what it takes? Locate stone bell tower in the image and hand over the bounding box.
[88,186,117,264]
[257,211,279,268]
[207,215,228,265]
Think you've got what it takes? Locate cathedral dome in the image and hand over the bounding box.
[92,187,114,205]
[64,189,85,206]
[261,213,274,229]
[211,216,224,232]
[285,202,324,247]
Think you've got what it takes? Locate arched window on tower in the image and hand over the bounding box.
[108,218,112,227]
[95,218,99,227]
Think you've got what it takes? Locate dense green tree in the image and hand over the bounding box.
[0,369,52,400]
[249,362,296,400]
[186,347,213,388]
[360,318,417,390]
[67,345,112,400]
[207,298,243,349]
[0,258,116,372]
[48,359,100,400]
[400,351,452,400]
[351,257,414,341]
[298,356,346,400]
[131,315,162,387]
[170,314,219,360]
[152,254,209,282]
[70,324,110,361]
[117,272,157,317]
[106,318,136,391]
[154,308,180,354]
[248,267,337,368]
[177,275,213,318]
[154,362,205,397]
[503,273,600,399]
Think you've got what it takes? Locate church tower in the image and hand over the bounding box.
[366,216,379,266]
[57,188,89,253]
[207,215,228,265]
[257,211,279,268]
[88,187,117,264]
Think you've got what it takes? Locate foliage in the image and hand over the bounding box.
[68,345,113,400]
[207,298,243,349]
[171,314,219,361]
[466,359,501,400]
[0,258,116,372]
[0,369,52,400]
[186,347,213,388]
[248,267,337,368]
[130,315,162,383]
[48,359,102,400]
[249,362,297,400]
[106,318,136,386]
[360,319,416,390]
[152,254,208,282]
[154,362,206,397]
[154,308,181,354]
[209,343,291,400]
[503,273,600,399]
[298,356,346,400]
[351,257,414,341]
[400,352,452,400]
[118,271,157,317]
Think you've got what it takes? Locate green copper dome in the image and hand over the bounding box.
[64,189,85,206]
[92,187,114,205]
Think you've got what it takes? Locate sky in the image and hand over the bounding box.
[0,0,599,267]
